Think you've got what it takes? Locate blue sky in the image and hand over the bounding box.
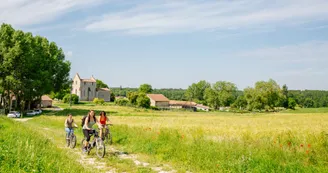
[1,0,328,90]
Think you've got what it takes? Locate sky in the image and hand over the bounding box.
[1,0,328,90]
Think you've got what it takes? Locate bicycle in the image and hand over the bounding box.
[81,129,105,158]
[66,127,77,149]
[100,124,113,145]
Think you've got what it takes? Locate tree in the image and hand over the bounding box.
[232,95,247,110]
[0,23,70,113]
[127,92,139,105]
[204,81,237,109]
[139,84,153,93]
[185,80,210,103]
[115,98,129,106]
[281,84,289,108]
[288,98,296,110]
[96,79,109,89]
[110,92,115,102]
[136,93,151,108]
[244,79,283,111]
[303,98,315,108]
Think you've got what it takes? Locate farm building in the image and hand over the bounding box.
[72,73,111,102]
[96,88,111,102]
[147,94,170,108]
[169,100,197,109]
[41,95,53,108]
[195,104,210,112]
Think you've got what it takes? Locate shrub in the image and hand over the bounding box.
[288,98,297,110]
[115,98,129,106]
[62,94,79,104]
[93,98,105,105]
[136,93,150,108]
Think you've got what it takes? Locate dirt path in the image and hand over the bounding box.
[18,119,179,173]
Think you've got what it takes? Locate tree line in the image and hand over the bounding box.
[112,80,328,111]
[0,23,70,114]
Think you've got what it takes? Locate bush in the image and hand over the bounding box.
[62,94,79,104]
[136,93,150,108]
[288,98,296,110]
[115,98,129,106]
[93,98,105,105]
[110,92,115,102]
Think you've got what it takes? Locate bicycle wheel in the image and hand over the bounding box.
[70,134,76,149]
[95,138,105,158]
[105,132,112,145]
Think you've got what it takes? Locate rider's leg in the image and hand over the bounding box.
[83,129,90,149]
[65,128,70,139]
[99,125,103,139]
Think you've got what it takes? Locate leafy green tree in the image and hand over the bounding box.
[127,92,139,105]
[281,84,289,108]
[96,79,109,89]
[204,81,237,109]
[185,80,210,102]
[303,98,315,108]
[0,23,71,113]
[139,84,153,93]
[244,79,282,111]
[136,93,151,108]
[288,98,296,110]
[232,95,247,110]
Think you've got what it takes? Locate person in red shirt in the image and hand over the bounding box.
[99,111,111,139]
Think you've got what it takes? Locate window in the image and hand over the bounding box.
[75,81,77,85]
[92,82,93,85]
[84,82,86,85]
[75,89,77,94]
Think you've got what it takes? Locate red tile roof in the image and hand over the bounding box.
[41,95,52,101]
[147,94,169,102]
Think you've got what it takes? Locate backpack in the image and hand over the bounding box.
[81,115,87,127]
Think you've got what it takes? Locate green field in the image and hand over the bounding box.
[1,102,328,172]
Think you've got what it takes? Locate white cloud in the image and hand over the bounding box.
[65,51,73,58]
[234,41,328,63]
[0,0,104,27]
[84,0,328,35]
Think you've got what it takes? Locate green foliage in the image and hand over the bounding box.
[62,94,79,104]
[139,84,153,93]
[110,92,115,102]
[244,79,282,111]
[0,23,70,112]
[288,98,297,110]
[93,98,105,105]
[115,98,129,106]
[127,92,139,105]
[136,93,151,108]
[112,88,186,101]
[185,80,210,102]
[96,79,109,89]
[0,117,90,173]
[303,98,315,108]
[232,95,247,110]
[204,81,238,109]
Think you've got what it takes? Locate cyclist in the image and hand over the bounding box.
[99,111,112,139]
[64,114,78,139]
[82,110,101,151]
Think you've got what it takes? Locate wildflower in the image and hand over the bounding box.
[280,144,283,148]
[308,144,311,148]
[288,142,291,147]
[306,150,310,154]
[300,144,304,147]
[181,134,185,139]
[157,131,160,135]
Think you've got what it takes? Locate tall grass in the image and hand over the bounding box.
[0,116,91,173]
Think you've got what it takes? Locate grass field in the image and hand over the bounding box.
[2,102,328,172]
